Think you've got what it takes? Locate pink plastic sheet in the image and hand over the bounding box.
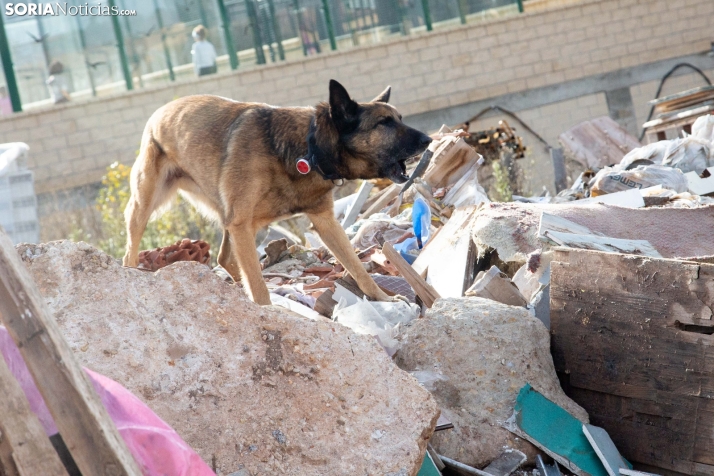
[0,327,215,476]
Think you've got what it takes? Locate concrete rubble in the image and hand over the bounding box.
[16,240,439,476]
[395,297,588,469]
[8,113,714,476]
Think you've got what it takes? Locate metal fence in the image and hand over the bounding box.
[0,0,523,112]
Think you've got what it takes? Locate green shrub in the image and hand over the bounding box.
[93,162,221,262]
[490,161,513,202]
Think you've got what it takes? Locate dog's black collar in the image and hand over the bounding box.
[296,118,345,184]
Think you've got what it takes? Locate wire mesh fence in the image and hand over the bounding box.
[0,0,523,111]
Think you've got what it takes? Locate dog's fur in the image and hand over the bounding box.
[122,80,432,305]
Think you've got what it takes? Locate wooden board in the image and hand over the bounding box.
[559,117,641,170]
[412,206,478,275]
[424,136,479,188]
[382,242,440,308]
[544,230,661,258]
[342,181,374,228]
[550,248,714,475]
[0,349,69,476]
[360,183,400,219]
[0,230,142,476]
[538,212,595,238]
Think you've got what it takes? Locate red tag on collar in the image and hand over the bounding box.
[296,158,311,174]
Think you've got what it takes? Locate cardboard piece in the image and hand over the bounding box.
[685,167,714,196]
[575,188,645,208]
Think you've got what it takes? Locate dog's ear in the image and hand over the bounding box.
[371,85,391,103]
[329,80,358,129]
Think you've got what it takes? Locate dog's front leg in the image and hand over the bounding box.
[308,210,392,302]
[227,223,272,305]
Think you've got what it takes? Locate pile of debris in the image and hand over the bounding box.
[555,114,714,208]
[8,115,714,476]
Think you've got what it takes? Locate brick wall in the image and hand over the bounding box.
[0,0,711,194]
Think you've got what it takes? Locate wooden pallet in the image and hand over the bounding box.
[0,229,141,476]
[550,248,714,475]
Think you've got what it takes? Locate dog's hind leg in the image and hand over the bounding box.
[122,137,166,267]
[307,209,392,302]
[226,222,271,305]
[217,229,241,281]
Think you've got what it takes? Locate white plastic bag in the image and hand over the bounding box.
[0,142,29,176]
[661,136,711,174]
[332,296,419,356]
[620,137,711,174]
[590,164,688,195]
[620,142,668,169]
[692,114,714,143]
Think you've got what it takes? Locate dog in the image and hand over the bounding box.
[122,80,432,305]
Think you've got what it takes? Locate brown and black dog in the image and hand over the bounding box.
[122,80,432,305]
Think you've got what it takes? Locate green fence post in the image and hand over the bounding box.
[74,15,97,96]
[421,0,432,31]
[0,9,21,112]
[245,0,267,64]
[197,0,209,28]
[320,0,337,50]
[108,0,133,90]
[153,0,175,81]
[293,0,308,56]
[216,0,239,69]
[267,0,285,60]
[516,0,524,13]
[457,0,467,24]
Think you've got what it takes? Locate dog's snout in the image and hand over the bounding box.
[419,134,432,146]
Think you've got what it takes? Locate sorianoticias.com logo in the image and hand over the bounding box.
[4,3,137,16]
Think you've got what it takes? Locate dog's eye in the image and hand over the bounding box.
[379,117,394,126]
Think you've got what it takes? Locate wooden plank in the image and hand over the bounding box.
[0,350,69,476]
[342,181,374,228]
[544,230,661,258]
[382,242,440,308]
[424,136,479,188]
[360,183,400,219]
[426,223,475,298]
[465,266,527,306]
[412,206,477,275]
[0,230,142,476]
[314,289,336,317]
[619,470,661,476]
[538,212,595,238]
[550,248,714,474]
[559,117,640,170]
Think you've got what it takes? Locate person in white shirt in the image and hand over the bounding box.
[46,60,70,104]
[191,25,217,77]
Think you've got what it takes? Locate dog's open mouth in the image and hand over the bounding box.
[386,158,410,184]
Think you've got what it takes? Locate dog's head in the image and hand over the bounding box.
[313,80,432,183]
